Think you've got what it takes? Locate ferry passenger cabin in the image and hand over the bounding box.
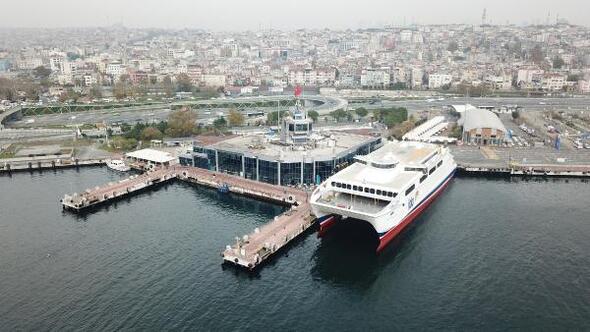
[313,142,446,216]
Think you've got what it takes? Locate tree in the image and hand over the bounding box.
[447,41,459,52]
[165,108,197,137]
[553,56,565,69]
[390,120,415,140]
[375,107,408,127]
[355,108,368,118]
[111,136,138,151]
[330,109,348,122]
[176,73,193,92]
[213,117,227,130]
[512,110,521,120]
[89,84,103,99]
[162,75,175,97]
[33,66,52,79]
[113,76,131,99]
[392,82,407,90]
[266,110,288,125]
[140,127,163,141]
[0,77,18,101]
[227,109,245,127]
[307,110,319,122]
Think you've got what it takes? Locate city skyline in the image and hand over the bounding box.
[1,0,589,30]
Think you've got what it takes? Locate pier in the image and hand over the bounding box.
[61,165,314,270]
[61,167,177,211]
[1,158,106,174]
[222,203,314,270]
[457,163,590,177]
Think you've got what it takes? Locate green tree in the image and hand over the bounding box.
[213,117,227,130]
[392,82,407,90]
[355,108,368,118]
[266,110,288,125]
[33,66,52,79]
[330,109,348,122]
[553,56,565,69]
[375,107,408,127]
[307,110,319,122]
[227,109,245,127]
[512,110,521,120]
[165,108,197,137]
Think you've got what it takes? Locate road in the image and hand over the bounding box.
[7,95,347,128]
[6,96,590,128]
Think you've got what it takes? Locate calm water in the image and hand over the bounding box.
[1,168,589,331]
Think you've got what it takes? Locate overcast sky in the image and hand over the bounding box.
[1,0,588,30]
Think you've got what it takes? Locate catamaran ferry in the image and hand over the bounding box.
[310,141,457,252]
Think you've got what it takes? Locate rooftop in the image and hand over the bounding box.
[205,131,378,163]
[125,148,175,164]
[459,108,507,133]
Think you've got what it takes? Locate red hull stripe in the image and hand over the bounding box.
[318,216,337,237]
[376,170,455,253]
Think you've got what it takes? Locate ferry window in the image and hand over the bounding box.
[346,184,352,190]
[405,185,415,196]
[364,187,369,193]
[376,189,382,195]
[429,167,436,175]
[331,182,336,187]
[353,185,358,191]
[336,183,341,188]
[420,175,428,183]
[437,160,443,167]
[358,186,363,192]
[370,188,375,194]
[387,192,393,197]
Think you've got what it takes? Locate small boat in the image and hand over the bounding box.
[106,159,131,172]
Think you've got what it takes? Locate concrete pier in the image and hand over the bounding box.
[222,203,314,270]
[1,159,106,174]
[458,163,590,177]
[61,168,177,211]
[61,165,315,270]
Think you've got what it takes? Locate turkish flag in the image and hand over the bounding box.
[294,85,302,97]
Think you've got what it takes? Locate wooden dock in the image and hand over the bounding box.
[61,165,315,270]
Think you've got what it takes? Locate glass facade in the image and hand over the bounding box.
[280,162,302,186]
[303,163,314,185]
[217,151,243,175]
[189,137,381,186]
[258,160,278,185]
[314,160,334,184]
[244,157,257,180]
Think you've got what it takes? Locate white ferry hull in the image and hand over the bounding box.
[310,141,457,253]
